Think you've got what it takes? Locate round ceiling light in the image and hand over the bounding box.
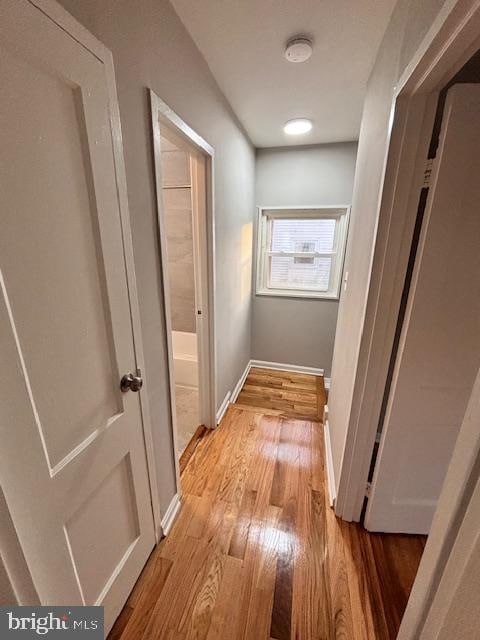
[285,37,313,63]
[284,118,313,135]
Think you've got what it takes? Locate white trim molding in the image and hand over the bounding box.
[216,391,231,425]
[160,493,182,537]
[323,417,336,507]
[250,359,325,377]
[150,91,217,498]
[231,361,253,403]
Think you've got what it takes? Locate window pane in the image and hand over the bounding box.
[269,256,332,291]
[270,218,336,253]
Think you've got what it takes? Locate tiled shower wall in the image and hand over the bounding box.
[161,138,196,333]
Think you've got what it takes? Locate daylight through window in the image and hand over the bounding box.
[256,207,349,299]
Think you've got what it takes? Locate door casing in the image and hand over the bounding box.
[150,91,217,489]
[365,83,480,533]
[335,0,480,524]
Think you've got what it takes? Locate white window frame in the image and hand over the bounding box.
[255,205,350,300]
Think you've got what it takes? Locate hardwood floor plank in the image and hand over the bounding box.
[205,555,244,640]
[180,425,208,475]
[241,383,318,401]
[235,368,324,421]
[228,489,257,560]
[323,483,357,639]
[218,411,258,505]
[181,547,225,639]
[269,421,290,508]
[246,415,281,504]
[239,504,281,640]
[270,496,296,640]
[118,555,172,640]
[232,403,284,416]
[316,376,327,417]
[144,536,205,639]
[108,606,133,640]
[342,524,387,640]
[109,368,426,640]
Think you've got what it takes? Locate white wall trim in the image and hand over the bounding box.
[324,377,331,390]
[250,359,325,377]
[160,493,182,537]
[323,418,336,507]
[216,391,231,425]
[150,90,217,499]
[230,360,253,403]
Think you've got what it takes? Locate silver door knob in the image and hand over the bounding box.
[120,371,143,393]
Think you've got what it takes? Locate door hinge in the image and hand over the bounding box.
[423,158,434,188]
[365,481,372,498]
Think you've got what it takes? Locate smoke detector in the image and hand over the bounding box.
[285,37,313,63]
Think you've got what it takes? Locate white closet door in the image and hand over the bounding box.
[0,0,155,632]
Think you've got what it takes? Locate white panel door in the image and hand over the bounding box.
[365,84,480,533]
[0,0,155,632]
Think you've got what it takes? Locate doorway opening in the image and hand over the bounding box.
[349,36,480,639]
[364,49,480,534]
[150,92,216,481]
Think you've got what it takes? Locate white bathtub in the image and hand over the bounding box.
[172,331,198,388]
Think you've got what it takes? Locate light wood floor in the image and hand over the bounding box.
[236,367,325,421]
[109,370,425,640]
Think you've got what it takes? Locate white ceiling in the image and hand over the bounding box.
[170,0,396,147]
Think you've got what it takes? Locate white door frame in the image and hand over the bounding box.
[335,0,480,523]
[149,91,216,489]
[26,0,163,542]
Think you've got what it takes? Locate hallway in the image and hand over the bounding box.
[109,371,425,640]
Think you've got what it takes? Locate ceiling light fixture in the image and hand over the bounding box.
[284,118,313,135]
[285,37,313,63]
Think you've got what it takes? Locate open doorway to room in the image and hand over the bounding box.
[364,52,480,535]
[327,19,480,636]
[150,92,216,475]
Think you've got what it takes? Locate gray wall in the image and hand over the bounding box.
[253,144,357,375]
[328,0,452,490]
[59,0,255,516]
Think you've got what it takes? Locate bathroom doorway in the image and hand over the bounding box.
[150,92,216,474]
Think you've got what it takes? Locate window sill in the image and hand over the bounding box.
[255,289,340,301]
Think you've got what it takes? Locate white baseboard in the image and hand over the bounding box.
[216,391,231,425]
[230,360,252,403]
[216,361,252,424]
[250,359,324,377]
[161,493,182,537]
[323,419,336,508]
[324,377,331,390]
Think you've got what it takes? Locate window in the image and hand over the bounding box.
[256,207,349,299]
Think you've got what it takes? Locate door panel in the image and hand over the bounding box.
[1,45,121,469]
[365,85,480,533]
[0,0,155,632]
[64,455,139,605]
